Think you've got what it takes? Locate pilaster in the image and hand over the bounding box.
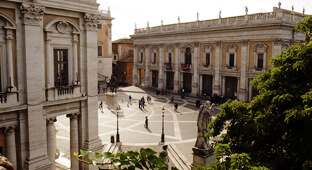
[173,43,180,93]
[191,42,200,96]
[21,3,51,169]
[82,13,103,162]
[145,44,150,87]
[158,44,164,90]
[133,45,138,85]
[238,40,249,102]
[213,41,222,95]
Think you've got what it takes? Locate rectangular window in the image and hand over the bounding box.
[140,52,143,63]
[257,54,264,69]
[229,53,235,67]
[153,53,156,64]
[54,49,68,87]
[98,46,103,56]
[168,53,172,65]
[97,24,102,30]
[206,53,210,66]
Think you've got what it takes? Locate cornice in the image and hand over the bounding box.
[130,22,296,39]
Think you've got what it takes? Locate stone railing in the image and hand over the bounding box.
[0,92,7,103]
[134,10,305,34]
[57,86,74,96]
[98,10,111,18]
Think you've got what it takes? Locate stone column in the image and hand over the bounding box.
[213,41,222,95]
[4,126,17,170]
[20,3,51,169]
[238,40,249,102]
[46,117,57,170]
[72,33,79,83]
[192,42,200,96]
[45,34,53,88]
[5,29,16,91]
[67,114,79,170]
[158,44,164,90]
[145,44,150,87]
[133,45,138,85]
[174,43,180,93]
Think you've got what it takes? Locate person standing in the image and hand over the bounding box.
[174,102,178,112]
[129,95,132,104]
[99,101,103,113]
[144,116,148,128]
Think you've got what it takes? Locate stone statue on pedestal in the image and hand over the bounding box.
[195,101,214,150]
[192,101,215,167]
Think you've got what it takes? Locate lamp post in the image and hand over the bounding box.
[116,106,120,143]
[161,107,165,143]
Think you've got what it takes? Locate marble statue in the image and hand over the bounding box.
[219,10,221,18]
[195,101,215,149]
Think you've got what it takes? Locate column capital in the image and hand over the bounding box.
[160,43,164,48]
[145,44,150,48]
[72,38,79,44]
[194,42,200,47]
[215,41,222,46]
[20,3,45,26]
[241,40,249,46]
[83,13,101,31]
[45,37,52,41]
[66,113,79,120]
[46,117,57,125]
[4,126,16,134]
[175,43,180,47]
[273,38,283,45]
[5,34,14,41]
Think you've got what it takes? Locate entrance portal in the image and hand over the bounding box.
[166,72,174,90]
[152,70,158,87]
[225,76,237,98]
[202,75,213,96]
[183,73,192,93]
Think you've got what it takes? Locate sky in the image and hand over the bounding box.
[97,0,311,41]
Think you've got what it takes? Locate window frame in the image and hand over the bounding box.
[98,45,103,57]
[54,49,69,87]
[225,44,237,69]
[203,45,212,68]
[253,43,268,71]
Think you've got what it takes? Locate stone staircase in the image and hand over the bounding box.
[168,144,191,170]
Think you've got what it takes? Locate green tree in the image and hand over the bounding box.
[207,17,312,169]
[74,148,177,170]
[295,15,312,42]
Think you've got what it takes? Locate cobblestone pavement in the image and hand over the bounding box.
[55,86,221,169]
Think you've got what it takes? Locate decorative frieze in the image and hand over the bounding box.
[20,3,45,25]
[83,13,101,31]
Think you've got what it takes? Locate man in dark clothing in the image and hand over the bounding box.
[144,116,148,128]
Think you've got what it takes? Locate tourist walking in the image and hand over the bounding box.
[144,116,148,128]
[129,95,132,104]
[174,102,178,112]
[99,101,103,113]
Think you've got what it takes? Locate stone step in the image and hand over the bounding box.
[168,144,191,170]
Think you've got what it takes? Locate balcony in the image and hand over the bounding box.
[181,64,190,71]
[0,91,19,108]
[46,85,81,101]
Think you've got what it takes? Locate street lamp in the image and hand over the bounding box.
[116,106,120,143]
[161,107,165,143]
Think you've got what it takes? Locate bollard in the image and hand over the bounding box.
[111,135,114,143]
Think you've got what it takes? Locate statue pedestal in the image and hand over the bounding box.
[106,92,119,110]
[191,146,215,168]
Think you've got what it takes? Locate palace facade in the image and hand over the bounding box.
[131,6,306,102]
[0,0,102,169]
